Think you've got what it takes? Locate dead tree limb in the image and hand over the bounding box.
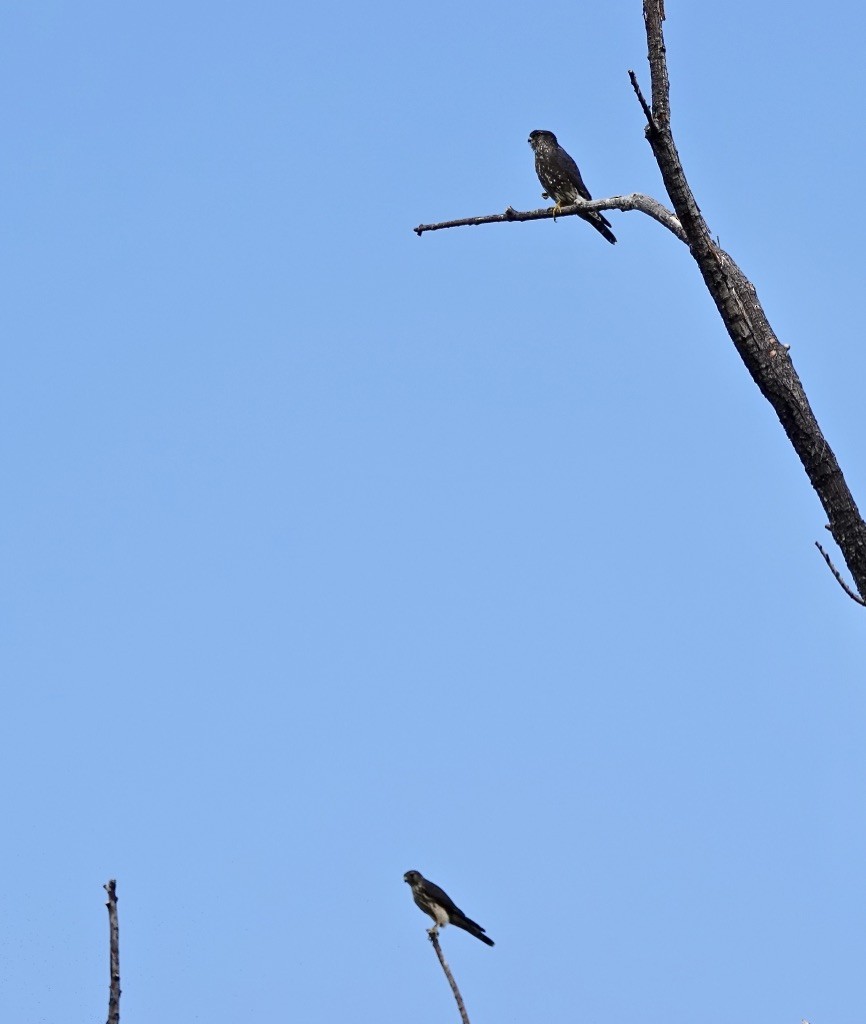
[427,930,471,1024]
[412,0,866,603]
[635,0,866,602]
[104,879,121,1024]
[414,193,685,241]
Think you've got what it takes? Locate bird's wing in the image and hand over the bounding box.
[559,148,592,201]
[419,878,463,917]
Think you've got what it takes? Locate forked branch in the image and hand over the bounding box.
[635,0,866,602]
[412,0,866,603]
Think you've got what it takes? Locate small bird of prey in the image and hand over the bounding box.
[528,129,616,244]
[403,870,495,946]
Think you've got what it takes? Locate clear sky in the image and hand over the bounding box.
[2,2,864,1023]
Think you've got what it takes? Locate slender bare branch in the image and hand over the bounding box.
[415,193,685,241]
[104,880,121,1024]
[427,929,471,1024]
[815,542,866,606]
[628,69,657,133]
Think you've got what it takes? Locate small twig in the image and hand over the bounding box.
[815,542,866,605]
[414,204,526,234]
[628,69,658,133]
[415,193,685,242]
[104,880,121,1024]
[428,929,471,1024]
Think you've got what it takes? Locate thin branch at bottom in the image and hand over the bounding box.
[428,930,471,1024]
[104,879,121,1024]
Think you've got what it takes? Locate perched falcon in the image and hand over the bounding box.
[403,870,495,946]
[528,129,616,244]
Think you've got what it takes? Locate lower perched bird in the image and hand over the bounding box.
[528,129,616,244]
[403,870,495,946]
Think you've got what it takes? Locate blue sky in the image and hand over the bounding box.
[2,2,865,1022]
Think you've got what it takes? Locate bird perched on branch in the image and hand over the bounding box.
[528,129,616,244]
[403,870,495,946]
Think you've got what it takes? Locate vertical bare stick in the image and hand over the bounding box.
[428,930,471,1024]
[104,879,121,1024]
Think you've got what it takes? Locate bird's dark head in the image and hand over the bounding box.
[403,870,421,885]
[528,129,557,151]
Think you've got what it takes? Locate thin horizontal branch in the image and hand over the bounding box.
[414,193,686,242]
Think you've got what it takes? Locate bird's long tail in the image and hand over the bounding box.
[453,915,495,946]
[582,210,616,245]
